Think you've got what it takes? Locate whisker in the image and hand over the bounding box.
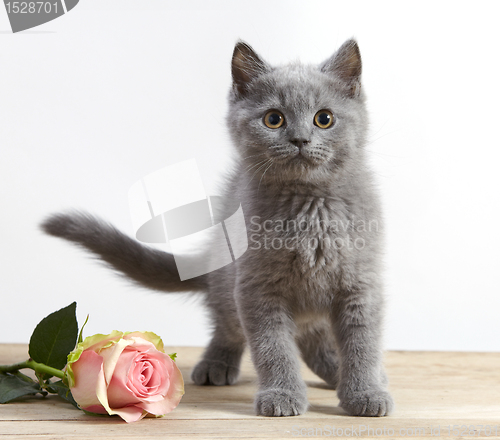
[244,159,268,173]
[258,161,274,191]
[365,129,400,148]
[245,159,272,189]
[242,152,268,160]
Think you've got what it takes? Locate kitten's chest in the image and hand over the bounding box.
[248,195,358,277]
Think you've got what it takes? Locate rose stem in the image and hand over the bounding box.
[0,360,65,379]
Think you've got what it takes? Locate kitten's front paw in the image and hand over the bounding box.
[339,388,394,417]
[255,388,308,417]
[191,359,240,386]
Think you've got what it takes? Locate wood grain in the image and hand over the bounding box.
[1,345,499,439]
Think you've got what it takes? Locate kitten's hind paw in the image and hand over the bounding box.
[339,389,394,417]
[255,388,309,417]
[191,359,240,386]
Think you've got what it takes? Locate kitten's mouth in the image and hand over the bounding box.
[269,152,310,166]
[268,144,330,168]
[276,151,325,168]
[292,152,314,165]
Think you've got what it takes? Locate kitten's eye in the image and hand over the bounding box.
[263,110,285,129]
[314,110,335,129]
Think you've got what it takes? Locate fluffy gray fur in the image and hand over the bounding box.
[42,39,394,417]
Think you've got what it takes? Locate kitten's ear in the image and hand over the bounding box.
[231,41,269,98]
[320,39,362,97]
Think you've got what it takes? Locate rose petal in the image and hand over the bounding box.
[94,367,142,424]
[139,361,154,386]
[81,330,124,353]
[138,360,184,416]
[143,363,161,392]
[70,350,105,409]
[82,404,108,415]
[129,359,149,395]
[122,337,158,355]
[109,405,147,423]
[106,349,141,409]
[100,338,135,385]
[124,332,165,352]
[128,357,167,399]
[139,351,173,397]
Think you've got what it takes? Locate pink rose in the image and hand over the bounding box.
[66,331,184,423]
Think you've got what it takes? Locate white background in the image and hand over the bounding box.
[1,1,499,351]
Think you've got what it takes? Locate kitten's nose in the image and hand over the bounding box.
[290,139,310,149]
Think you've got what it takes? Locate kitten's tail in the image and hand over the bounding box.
[41,211,208,292]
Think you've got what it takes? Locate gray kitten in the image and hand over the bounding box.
[42,39,394,417]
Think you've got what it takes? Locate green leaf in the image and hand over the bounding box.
[47,380,79,409]
[168,352,177,361]
[0,373,42,403]
[29,302,78,371]
[82,409,108,417]
[77,314,89,344]
[13,371,36,384]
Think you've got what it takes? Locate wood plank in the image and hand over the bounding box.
[0,345,499,439]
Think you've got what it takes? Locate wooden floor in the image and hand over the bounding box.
[0,345,499,439]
